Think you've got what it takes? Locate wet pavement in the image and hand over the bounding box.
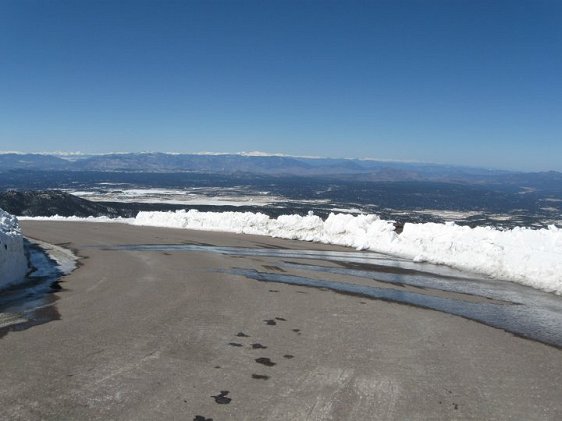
[105,243,562,348]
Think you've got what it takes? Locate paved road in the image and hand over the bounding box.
[0,221,560,420]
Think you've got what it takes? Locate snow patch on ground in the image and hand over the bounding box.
[28,239,79,275]
[0,209,29,289]
[20,210,562,295]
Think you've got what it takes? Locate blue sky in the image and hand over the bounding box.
[1,0,561,171]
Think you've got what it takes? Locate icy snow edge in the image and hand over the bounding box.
[0,209,29,289]
[20,210,562,295]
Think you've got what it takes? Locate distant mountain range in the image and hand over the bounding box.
[0,152,561,192]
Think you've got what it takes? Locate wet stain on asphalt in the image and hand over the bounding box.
[251,343,267,349]
[255,357,276,367]
[228,342,243,347]
[236,332,250,337]
[252,374,270,380]
[283,354,294,359]
[264,319,277,326]
[211,391,231,404]
[229,267,562,349]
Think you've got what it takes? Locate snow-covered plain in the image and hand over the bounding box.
[0,209,28,289]
[21,210,562,295]
[67,186,330,207]
[68,187,281,207]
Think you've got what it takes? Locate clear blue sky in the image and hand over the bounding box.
[1,0,561,171]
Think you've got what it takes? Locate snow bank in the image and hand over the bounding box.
[21,210,562,295]
[19,215,133,223]
[0,209,29,289]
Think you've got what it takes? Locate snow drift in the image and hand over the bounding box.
[21,210,562,295]
[0,208,29,289]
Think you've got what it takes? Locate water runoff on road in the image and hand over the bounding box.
[106,242,562,348]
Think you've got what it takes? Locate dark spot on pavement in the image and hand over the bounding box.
[275,317,286,321]
[252,374,270,380]
[194,416,213,421]
[269,289,279,292]
[211,391,231,404]
[255,357,276,367]
[264,319,277,326]
[228,342,243,347]
[453,403,459,410]
[252,343,267,349]
[236,332,250,337]
[283,354,294,359]
[292,329,301,333]
[50,281,62,290]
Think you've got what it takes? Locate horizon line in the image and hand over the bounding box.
[0,150,559,173]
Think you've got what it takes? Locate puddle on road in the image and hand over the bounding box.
[231,268,562,348]
[105,243,481,279]
[103,243,562,348]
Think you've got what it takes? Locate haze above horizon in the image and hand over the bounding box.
[1,0,561,171]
